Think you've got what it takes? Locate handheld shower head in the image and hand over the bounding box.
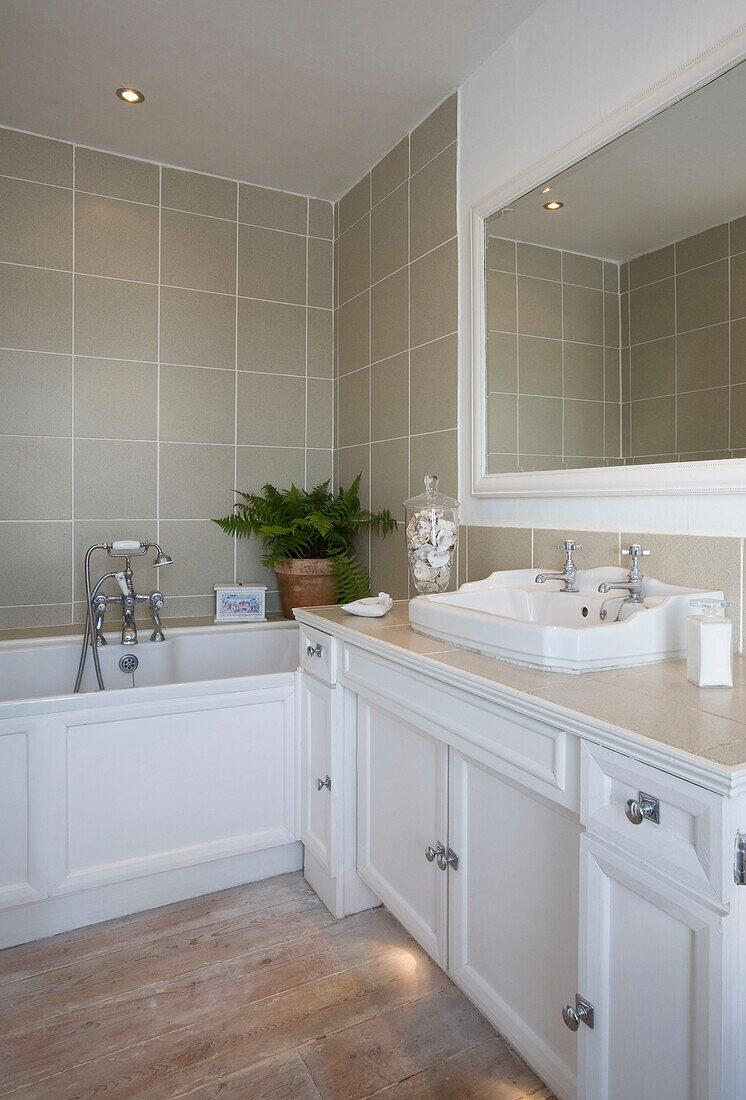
[152,544,173,567]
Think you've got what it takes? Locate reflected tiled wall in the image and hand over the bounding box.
[621,216,746,461]
[0,126,333,627]
[485,236,621,472]
[334,95,459,599]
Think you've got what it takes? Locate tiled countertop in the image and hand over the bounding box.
[296,601,746,783]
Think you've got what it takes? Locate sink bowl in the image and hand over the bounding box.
[409,567,723,673]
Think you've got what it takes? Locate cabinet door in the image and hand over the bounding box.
[448,749,580,1100]
[578,837,723,1100]
[300,674,338,876]
[357,697,448,967]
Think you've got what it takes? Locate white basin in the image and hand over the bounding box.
[409,567,723,673]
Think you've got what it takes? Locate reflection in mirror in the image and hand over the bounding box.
[483,60,746,475]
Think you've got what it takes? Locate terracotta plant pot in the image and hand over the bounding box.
[274,558,338,619]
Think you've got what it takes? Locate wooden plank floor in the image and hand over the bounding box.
[0,873,554,1099]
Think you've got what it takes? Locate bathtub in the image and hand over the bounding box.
[0,621,302,948]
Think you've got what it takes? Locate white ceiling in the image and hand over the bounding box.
[0,0,543,200]
[487,60,746,261]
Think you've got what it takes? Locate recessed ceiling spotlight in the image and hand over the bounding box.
[541,186,552,194]
[544,200,563,210]
[116,87,145,104]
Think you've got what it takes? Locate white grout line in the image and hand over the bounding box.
[69,148,76,622]
[156,165,162,551]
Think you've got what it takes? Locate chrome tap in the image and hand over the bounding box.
[535,539,582,593]
[597,543,651,605]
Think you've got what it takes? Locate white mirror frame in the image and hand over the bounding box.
[469,39,746,500]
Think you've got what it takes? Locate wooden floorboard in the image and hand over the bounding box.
[0,872,553,1100]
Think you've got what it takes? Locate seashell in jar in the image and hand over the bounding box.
[435,565,451,585]
[412,559,437,583]
[426,548,452,568]
[406,512,435,548]
[435,527,456,551]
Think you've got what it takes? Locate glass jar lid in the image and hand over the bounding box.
[404,474,460,510]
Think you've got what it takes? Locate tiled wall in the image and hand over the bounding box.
[621,216,746,462]
[460,525,746,651]
[334,95,458,599]
[485,236,621,471]
[0,126,333,627]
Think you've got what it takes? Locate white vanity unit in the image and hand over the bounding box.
[296,603,746,1100]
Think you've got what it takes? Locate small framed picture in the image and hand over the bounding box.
[214,583,267,623]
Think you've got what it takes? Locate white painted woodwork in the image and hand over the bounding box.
[299,624,336,684]
[578,837,724,1100]
[448,749,581,1100]
[300,673,338,876]
[357,696,448,967]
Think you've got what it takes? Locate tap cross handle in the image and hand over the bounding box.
[557,539,582,552]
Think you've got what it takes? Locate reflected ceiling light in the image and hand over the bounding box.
[544,200,563,210]
[541,186,552,193]
[116,87,145,104]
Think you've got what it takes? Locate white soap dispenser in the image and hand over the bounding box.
[686,598,733,687]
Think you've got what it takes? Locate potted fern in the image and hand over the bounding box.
[213,476,396,618]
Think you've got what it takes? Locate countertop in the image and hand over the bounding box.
[296,601,746,784]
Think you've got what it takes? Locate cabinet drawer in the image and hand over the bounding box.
[581,741,726,903]
[299,624,336,684]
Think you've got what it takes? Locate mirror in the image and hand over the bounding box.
[482,60,746,476]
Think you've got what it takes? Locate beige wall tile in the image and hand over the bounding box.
[161,208,236,294]
[603,293,619,346]
[236,444,305,493]
[629,245,674,289]
[370,523,408,599]
[629,278,675,344]
[306,448,333,488]
[533,529,618,572]
[517,243,561,281]
[238,224,306,304]
[160,286,235,369]
[337,292,369,375]
[605,349,621,402]
[731,251,746,321]
[337,216,370,305]
[162,168,236,219]
[0,436,70,519]
[467,526,532,581]
[371,353,409,442]
[307,308,333,378]
[337,444,369,502]
[486,332,517,393]
[160,364,235,444]
[74,438,155,520]
[0,521,72,605]
[309,198,333,240]
[338,367,370,448]
[676,258,728,332]
[630,395,675,456]
[409,429,457,497]
[371,267,409,363]
[371,437,409,516]
[410,239,457,347]
[488,393,518,454]
[0,350,71,436]
[486,237,516,273]
[159,520,235,595]
[159,442,234,519]
[518,336,562,397]
[1,604,74,629]
[517,276,561,339]
[0,176,72,269]
[307,379,333,448]
[564,342,604,400]
[75,357,156,440]
[487,270,517,333]
[235,528,280,591]
[630,337,675,400]
[371,183,408,283]
[308,237,333,308]
[338,175,370,235]
[237,372,306,446]
[731,215,746,256]
[733,318,746,385]
[371,138,409,205]
[410,94,456,173]
[409,143,456,261]
[161,594,217,618]
[564,399,604,456]
[0,263,71,352]
[563,284,603,345]
[604,262,620,293]
[0,129,72,186]
[675,223,728,273]
[677,323,729,392]
[731,383,746,449]
[563,252,602,289]
[74,274,157,360]
[518,395,562,455]
[75,148,158,204]
[239,183,307,233]
[410,333,457,435]
[677,387,729,454]
[237,298,305,374]
[604,403,621,458]
[75,192,158,282]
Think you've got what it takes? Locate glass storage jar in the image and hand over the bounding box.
[404,475,460,594]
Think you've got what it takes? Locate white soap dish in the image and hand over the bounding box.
[342,592,393,617]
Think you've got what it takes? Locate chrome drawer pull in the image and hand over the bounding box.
[315,774,331,792]
[625,791,660,826]
[562,994,595,1032]
[437,846,459,871]
[425,842,445,863]
[306,643,323,658]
